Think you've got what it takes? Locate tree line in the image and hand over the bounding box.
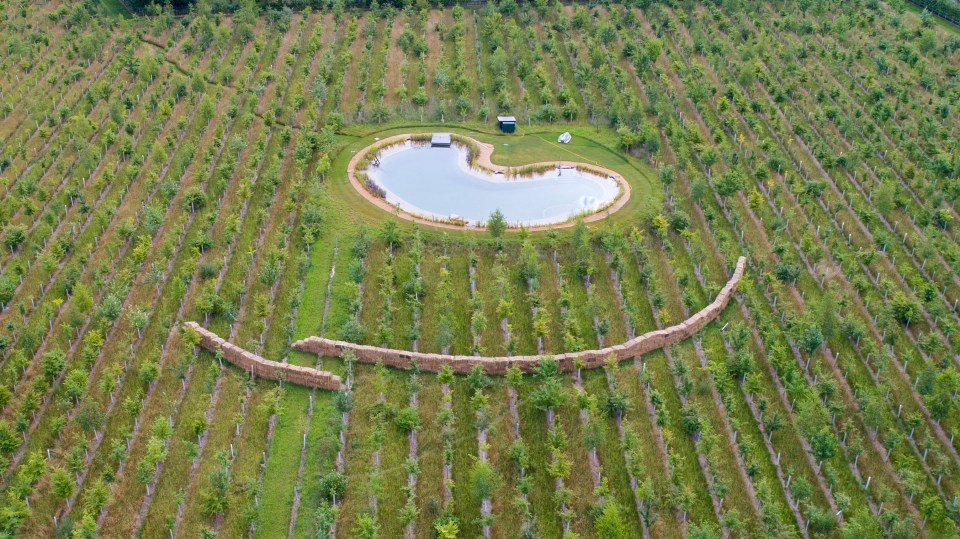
[127,0,709,16]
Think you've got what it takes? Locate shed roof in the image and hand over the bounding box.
[497,116,517,123]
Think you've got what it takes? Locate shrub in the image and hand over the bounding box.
[2,224,27,251]
[394,406,420,433]
[40,350,67,380]
[0,421,19,454]
[888,292,919,325]
[508,438,530,469]
[319,471,347,500]
[76,401,105,434]
[594,501,628,539]
[352,513,378,539]
[50,467,74,500]
[183,186,207,211]
[774,261,801,282]
[0,276,15,305]
[798,323,824,355]
[469,460,496,501]
[338,318,365,343]
[139,360,160,384]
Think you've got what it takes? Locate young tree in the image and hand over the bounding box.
[518,238,539,285]
[809,426,839,464]
[64,369,88,403]
[530,377,563,411]
[790,476,812,508]
[928,368,960,421]
[394,406,421,433]
[469,459,496,501]
[763,412,784,439]
[798,322,824,355]
[316,153,332,181]
[487,209,506,250]
[353,513,379,539]
[594,501,628,538]
[688,522,720,539]
[435,519,459,539]
[51,467,74,500]
[319,471,347,501]
[76,401,105,434]
[715,169,744,200]
[0,421,19,455]
[41,349,67,380]
[505,364,523,388]
[128,305,149,338]
[3,224,27,251]
[72,512,98,539]
[200,453,232,516]
[888,292,919,325]
[379,220,402,255]
[183,186,207,213]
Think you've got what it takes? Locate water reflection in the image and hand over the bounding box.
[364,142,620,226]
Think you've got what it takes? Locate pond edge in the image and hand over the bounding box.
[347,133,632,231]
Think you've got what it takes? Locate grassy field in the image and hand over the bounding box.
[328,123,660,239]
[96,0,130,18]
[1,0,960,537]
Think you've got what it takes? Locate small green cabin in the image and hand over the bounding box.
[497,116,517,133]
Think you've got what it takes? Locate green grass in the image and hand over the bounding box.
[506,250,539,356]
[375,370,411,537]
[139,358,221,536]
[333,364,377,534]
[413,374,445,537]
[254,385,313,538]
[5,2,953,537]
[486,381,521,537]
[902,1,960,35]
[329,123,660,240]
[450,377,482,537]
[293,119,659,348]
[291,390,340,538]
[215,382,271,537]
[516,378,564,538]
[96,0,131,17]
[582,370,645,535]
[555,378,598,538]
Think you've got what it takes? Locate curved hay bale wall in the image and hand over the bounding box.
[185,321,344,390]
[293,256,747,375]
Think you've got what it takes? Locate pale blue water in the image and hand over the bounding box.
[364,142,620,226]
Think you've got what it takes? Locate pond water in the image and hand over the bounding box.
[363,142,621,226]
